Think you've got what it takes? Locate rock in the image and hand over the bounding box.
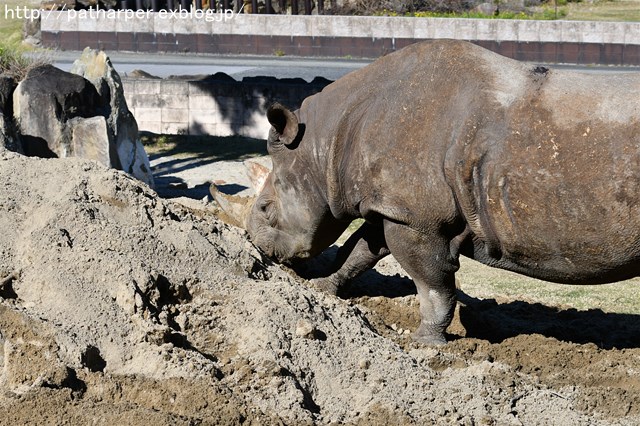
[40,0,76,10]
[12,53,154,188]
[0,76,21,154]
[77,0,118,9]
[127,69,161,79]
[71,48,154,188]
[13,65,102,158]
[473,2,497,15]
[22,14,41,48]
[66,116,111,166]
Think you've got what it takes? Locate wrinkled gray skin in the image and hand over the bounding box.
[244,40,640,345]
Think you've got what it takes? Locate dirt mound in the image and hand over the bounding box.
[1,150,639,425]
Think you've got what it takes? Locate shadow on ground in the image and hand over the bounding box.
[143,133,266,200]
[295,246,640,350]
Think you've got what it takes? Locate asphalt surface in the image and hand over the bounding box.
[51,50,371,81]
[50,50,640,81]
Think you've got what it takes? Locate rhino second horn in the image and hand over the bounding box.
[243,159,271,195]
[210,183,254,229]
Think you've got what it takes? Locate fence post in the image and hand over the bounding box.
[196,0,203,9]
[317,0,323,13]
[251,0,258,12]
[291,0,298,14]
[180,0,190,10]
[304,0,311,14]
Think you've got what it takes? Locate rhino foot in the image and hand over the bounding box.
[308,277,339,296]
[411,323,448,346]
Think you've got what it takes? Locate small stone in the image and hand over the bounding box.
[295,319,317,339]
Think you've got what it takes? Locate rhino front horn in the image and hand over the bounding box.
[243,158,271,195]
[210,184,254,229]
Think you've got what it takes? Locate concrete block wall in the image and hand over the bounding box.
[41,13,640,64]
[122,76,330,137]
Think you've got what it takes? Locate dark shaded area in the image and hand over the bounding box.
[0,272,18,300]
[293,245,418,299]
[455,292,640,350]
[60,368,87,396]
[0,76,16,115]
[532,65,550,75]
[20,136,58,158]
[81,346,107,373]
[20,65,103,121]
[188,74,330,136]
[214,183,247,195]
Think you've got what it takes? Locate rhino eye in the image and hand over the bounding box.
[258,199,270,212]
[257,198,277,225]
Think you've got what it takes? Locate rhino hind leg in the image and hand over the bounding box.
[309,222,390,295]
[383,220,459,345]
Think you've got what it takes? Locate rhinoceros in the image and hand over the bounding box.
[213,39,640,345]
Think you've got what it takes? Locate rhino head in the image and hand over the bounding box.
[213,103,347,264]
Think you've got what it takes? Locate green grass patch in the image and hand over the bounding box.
[0,0,50,80]
[141,132,268,162]
[0,0,41,45]
[0,43,49,80]
[457,257,640,315]
[563,0,640,22]
[375,0,640,21]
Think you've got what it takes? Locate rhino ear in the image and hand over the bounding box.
[267,103,299,147]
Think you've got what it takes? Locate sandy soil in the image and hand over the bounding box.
[1,148,639,425]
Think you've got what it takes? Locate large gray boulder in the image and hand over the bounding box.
[71,48,154,188]
[12,52,154,188]
[13,65,102,158]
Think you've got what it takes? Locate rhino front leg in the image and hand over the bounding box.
[383,220,459,345]
[310,222,390,295]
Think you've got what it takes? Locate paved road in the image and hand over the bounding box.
[51,50,371,81]
[51,50,640,82]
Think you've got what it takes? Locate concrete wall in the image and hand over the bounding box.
[41,13,640,64]
[122,75,330,137]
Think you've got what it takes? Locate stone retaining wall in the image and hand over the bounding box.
[42,13,640,64]
[122,75,330,137]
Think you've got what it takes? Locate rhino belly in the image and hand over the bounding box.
[468,165,640,284]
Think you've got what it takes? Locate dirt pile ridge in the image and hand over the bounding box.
[0,150,639,425]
